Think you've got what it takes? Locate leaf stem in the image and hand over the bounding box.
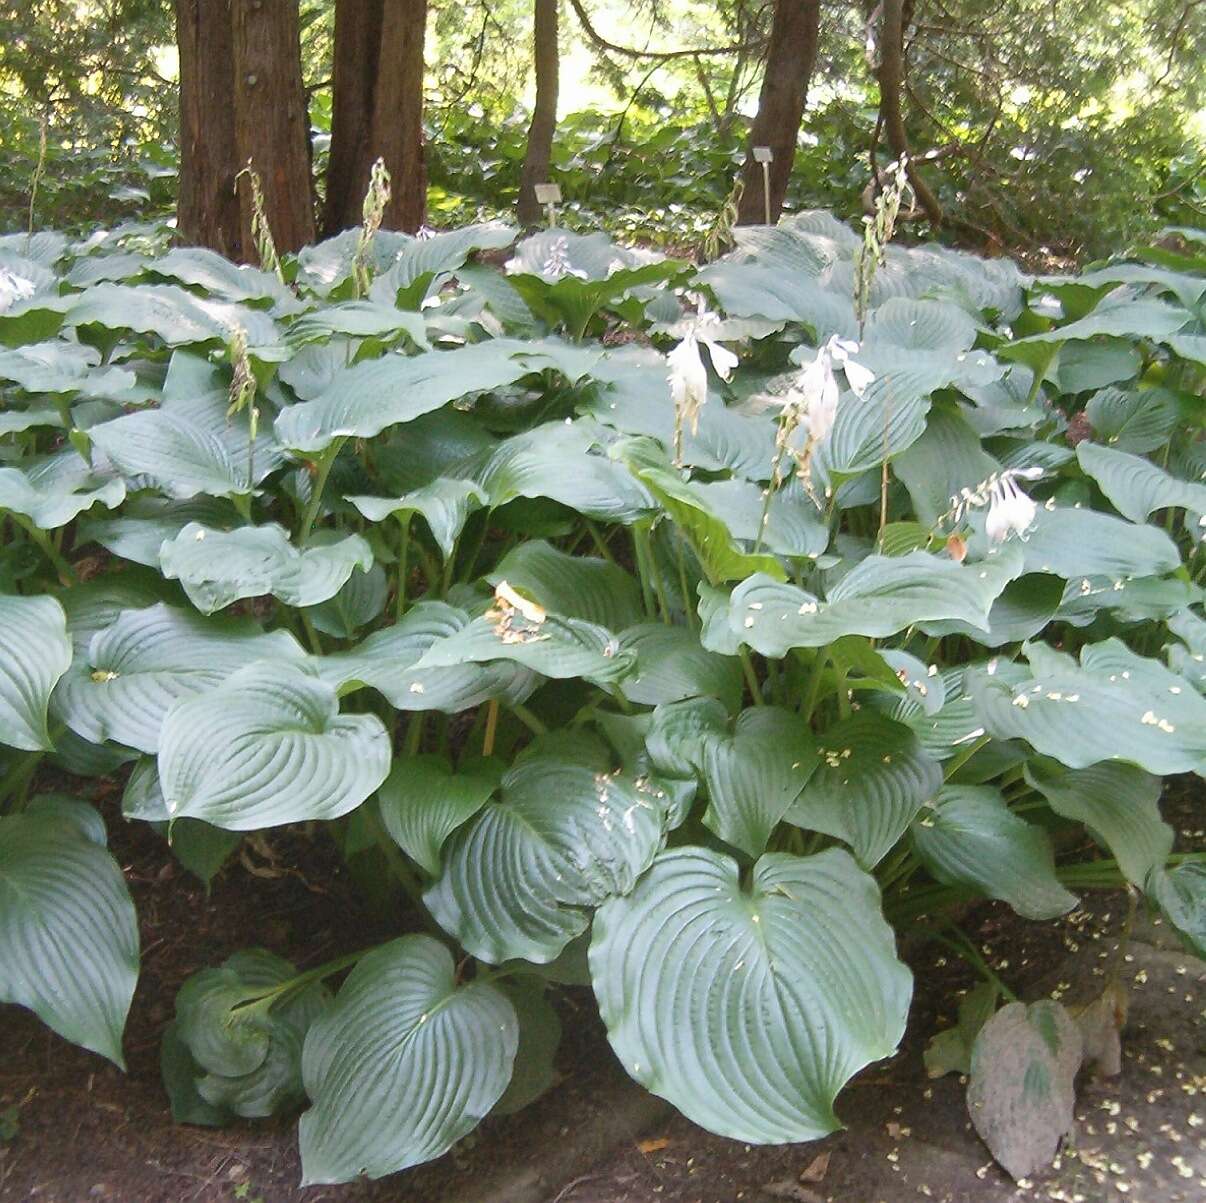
[395,513,412,620]
[739,649,763,705]
[508,701,548,736]
[11,513,76,585]
[296,437,345,544]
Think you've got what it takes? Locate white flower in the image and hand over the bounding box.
[668,330,708,434]
[783,336,874,444]
[536,236,587,282]
[828,336,875,397]
[984,467,1043,543]
[0,267,35,314]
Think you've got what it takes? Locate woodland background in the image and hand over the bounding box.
[1,0,1204,261]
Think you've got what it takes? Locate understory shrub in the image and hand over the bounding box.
[0,200,1203,1185]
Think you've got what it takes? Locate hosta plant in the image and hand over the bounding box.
[0,208,1204,1186]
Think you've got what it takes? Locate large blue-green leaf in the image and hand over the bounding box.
[52,603,305,754]
[299,936,518,1184]
[713,549,1022,656]
[157,663,391,830]
[1024,759,1172,887]
[910,785,1078,919]
[590,846,911,1143]
[968,639,1206,774]
[425,744,666,963]
[377,754,503,877]
[786,712,943,867]
[648,699,816,857]
[0,594,72,751]
[274,338,598,452]
[159,523,373,613]
[0,804,138,1066]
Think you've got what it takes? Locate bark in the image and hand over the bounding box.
[322,0,384,235]
[875,0,943,225]
[175,0,242,257]
[323,0,428,235]
[373,0,428,232]
[517,0,560,227]
[735,0,821,226]
[230,0,315,255]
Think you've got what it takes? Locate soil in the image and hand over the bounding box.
[1,785,1202,1203]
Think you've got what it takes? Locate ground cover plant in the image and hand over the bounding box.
[0,185,1204,1187]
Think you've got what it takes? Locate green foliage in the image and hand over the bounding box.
[0,209,1204,1187]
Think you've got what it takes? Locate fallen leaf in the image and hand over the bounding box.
[967,999,1083,1181]
[637,1137,670,1154]
[800,1151,830,1182]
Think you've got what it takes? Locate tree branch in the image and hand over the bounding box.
[566,0,764,61]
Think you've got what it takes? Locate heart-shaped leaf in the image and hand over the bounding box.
[648,699,817,858]
[0,594,72,751]
[425,743,667,963]
[787,712,943,867]
[0,804,138,1066]
[299,936,518,1184]
[590,846,911,1143]
[910,785,1078,920]
[967,1001,1082,1181]
[377,754,502,877]
[159,523,373,614]
[157,663,391,830]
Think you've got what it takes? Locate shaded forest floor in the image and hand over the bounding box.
[0,788,1202,1203]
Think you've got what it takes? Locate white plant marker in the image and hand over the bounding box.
[534,182,561,228]
[753,146,773,226]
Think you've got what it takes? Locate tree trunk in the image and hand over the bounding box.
[322,0,384,235]
[373,0,428,232]
[735,0,820,226]
[175,0,242,257]
[875,0,943,225]
[230,0,315,255]
[323,0,428,236]
[517,0,560,227]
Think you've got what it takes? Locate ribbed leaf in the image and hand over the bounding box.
[0,594,72,751]
[1025,759,1173,887]
[89,398,282,500]
[1084,387,1179,453]
[159,523,373,614]
[157,662,391,830]
[787,712,943,867]
[590,846,911,1143]
[348,479,486,559]
[0,451,125,529]
[425,745,666,963]
[299,936,518,1184]
[377,754,502,877]
[490,540,643,631]
[412,599,635,687]
[718,550,1022,656]
[0,806,138,1066]
[618,624,743,710]
[53,603,305,754]
[1015,506,1181,580]
[968,638,1206,774]
[1077,441,1206,529]
[648,699,816,858]
[174,949,329,1120]
[313,601,536,711]
[910,785,1078,919]
[477,422,653,525]
[275,338,596,452]
[64,282,280,347]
